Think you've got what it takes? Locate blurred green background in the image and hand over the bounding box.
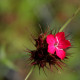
[0,0,80,80]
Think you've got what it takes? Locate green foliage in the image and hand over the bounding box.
[0,0,80,80]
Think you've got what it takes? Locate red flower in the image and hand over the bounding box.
[46,32,71,60]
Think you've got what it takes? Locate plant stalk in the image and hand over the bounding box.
[25,67,34,80]
[59,7,80,32]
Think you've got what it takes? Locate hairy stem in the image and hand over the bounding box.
[59,7,80,32]
[25,67,34,80]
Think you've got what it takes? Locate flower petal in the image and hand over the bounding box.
[55,32,65,42]
[46,34,55,44]
[58,40,71,49]
[56,48,65,60]
[48,45,55,54]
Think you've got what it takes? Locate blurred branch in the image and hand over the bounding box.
[59,7,80,32]
[0,45,6,60]
[1,58,17,70]
[0,45,17,70]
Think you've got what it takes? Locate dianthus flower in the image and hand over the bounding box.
[27,29,71,70]
[46,32,71,60]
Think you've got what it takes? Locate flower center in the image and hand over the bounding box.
[54,43,58,47]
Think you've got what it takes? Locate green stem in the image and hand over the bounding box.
[59,7,80,32]
[25,67,34,80]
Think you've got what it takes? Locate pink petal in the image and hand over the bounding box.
[46,34,55,44]
[58,40,71,49]
[56,48,65,60]
[55,32,65,42]
[48,45,55,54]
